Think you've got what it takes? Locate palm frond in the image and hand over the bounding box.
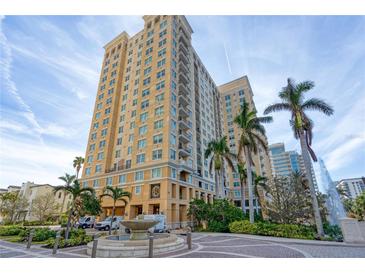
[301,98,334,116]
[263,103,291,115]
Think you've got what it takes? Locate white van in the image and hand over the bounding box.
[95,216,123,231]
[143,214,168,233]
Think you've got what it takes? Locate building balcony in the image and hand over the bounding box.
[178,105,190,117]
[179,43,189,57]
[179,130,192,143]
[178,94,191,106]
[178,72,189,85]
[179,61,189,75]
[178,118,192,130]
[179,83,190,96]
[178,144,191,157]
[179,52,189,65]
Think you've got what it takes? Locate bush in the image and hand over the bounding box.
[0,225,25,236]
[18,227,57,242]
[43,229,92,249]
[22,220,56,226]
[323,223,343,242]
[229,220,316,240]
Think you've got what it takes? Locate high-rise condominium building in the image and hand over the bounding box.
[269,143,317,189]
[337,177,365,200]
[218,76,272,210]
[80,15,226,228]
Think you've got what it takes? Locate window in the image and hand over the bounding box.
[155,106,164,116]
[136,153,145,164]
[95,112,101,119]
[156,81,165,90]
[115,150,121,158]
[152,149,162,160]
[145,47,153,55]
[91,132,97,141]
[87,155,93,163]
[106,177,113,186]
[137,139,146,149]
[170,168,176,179]
[108,88,114,95]
[93,179,100,188]
[154,119,163,129]
[158,38,166,47]
[119,175,126,184]
[170,149,176,160]
[142,89,150,97]
[144,67,152,75]
[128,134,134,142]
[127,146,132,155]
[99,140,106,148]
[85,167,91,175]
[135,171,144,181]
[102,118,109,125]
[93,122,99,130]
[170,134,176,145]
[97,152,104,160]
[143,77,151,86]
[153,134,163,144]
[141,100,149,110]
[140,112,148,123]
[126,160,131,169]
[135,185,141,195]
[117,137,122,145]
[139,125,147,135]
[158,48,166,57]
[155,93,164,103]
[101,128,107,137]
[152,168,161,178]
[157,58,166,68]
[104,108,111,115]
[106,97,112,105]
[95,165,102,173]
[145,56,152,65]
[156,69,165,79]
[82,181,88,188]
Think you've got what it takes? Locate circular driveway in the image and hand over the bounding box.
[158,233,365,258]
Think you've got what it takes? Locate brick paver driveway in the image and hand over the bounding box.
[158,233,365,258]
[2,233,365,258]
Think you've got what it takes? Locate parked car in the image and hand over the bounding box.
[95,216,123,231]
[76,216,95,229]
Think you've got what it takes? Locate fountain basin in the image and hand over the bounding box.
[121,219,159,240]
[86,233,185,257]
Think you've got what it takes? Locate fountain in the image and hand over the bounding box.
[317,158,346,225]
[86,215,185,257]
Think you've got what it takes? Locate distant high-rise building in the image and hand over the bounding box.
[337,177,365,200]
[218,76,272,209]
[269,143,317,189]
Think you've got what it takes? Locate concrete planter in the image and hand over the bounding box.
[340,218,365,244]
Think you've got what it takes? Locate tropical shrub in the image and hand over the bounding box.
[323,223,343,242]
[19,227,56,242]
[0,225,25,236]
[188,199,243,232]
[43,228,92,248]
[229,220,316,240]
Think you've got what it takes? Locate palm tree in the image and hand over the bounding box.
[73,156,85,179]
[252,173,268,215]
[237,162,247,215]
[100,186,131,235]
[58,173,76,217]
[234,101,272,223]
[264,78,334,236]
[204,136,236,198]
[54,180,94,240]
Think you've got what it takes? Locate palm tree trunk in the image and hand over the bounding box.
[215,170,220,198]
[109,203,115,235]
[299,132,324,237]
[65,202,73,240]
[220,168,225,198]
[244,146,254,223]
[240,179,246,215]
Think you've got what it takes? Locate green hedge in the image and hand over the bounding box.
[18,228,57,242]
[0,225,25,236]
[229,220,316,240]
[44,229,92,249]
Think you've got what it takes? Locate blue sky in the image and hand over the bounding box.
[0,16,364,188]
